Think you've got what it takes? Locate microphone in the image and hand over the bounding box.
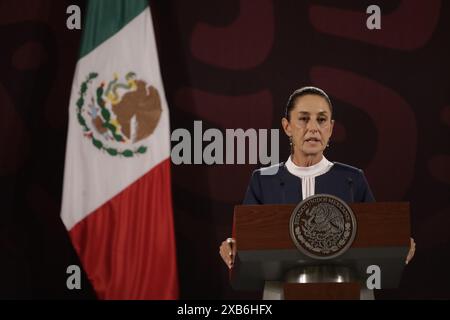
[347,177,354,203]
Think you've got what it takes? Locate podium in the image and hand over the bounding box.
[230,202,410,300]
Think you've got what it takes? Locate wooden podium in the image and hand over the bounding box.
[230,202,411,300]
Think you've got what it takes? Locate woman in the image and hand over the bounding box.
[219,86,415,275]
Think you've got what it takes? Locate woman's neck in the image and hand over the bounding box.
[291,153,323,167]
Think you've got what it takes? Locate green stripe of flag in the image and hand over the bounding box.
[79,0,148,59]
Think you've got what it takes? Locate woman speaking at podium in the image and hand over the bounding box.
[219,86,415,298]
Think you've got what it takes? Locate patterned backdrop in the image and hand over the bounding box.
[0,0,449,299]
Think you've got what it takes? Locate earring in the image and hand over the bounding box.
[289,136,294,155]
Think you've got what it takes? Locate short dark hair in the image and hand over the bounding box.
[285,86,333,120]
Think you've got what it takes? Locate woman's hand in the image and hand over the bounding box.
[219,238,237,269]
[406,237,416,265]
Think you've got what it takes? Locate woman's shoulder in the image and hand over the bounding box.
[252,162,286,178]
[331,161,364,174]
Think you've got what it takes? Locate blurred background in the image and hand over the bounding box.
[0,0,449,299]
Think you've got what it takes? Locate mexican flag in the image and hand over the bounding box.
[60,0,178,299]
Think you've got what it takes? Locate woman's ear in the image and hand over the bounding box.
[281,117,291,137]
[330,119,335,135]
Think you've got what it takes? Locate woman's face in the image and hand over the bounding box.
[282,94,334,158]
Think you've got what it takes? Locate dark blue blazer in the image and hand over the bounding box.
[243,162,375,205]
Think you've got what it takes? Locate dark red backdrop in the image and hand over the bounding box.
[0,0,449,299]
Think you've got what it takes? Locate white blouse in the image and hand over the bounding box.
[285,155,334,200]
